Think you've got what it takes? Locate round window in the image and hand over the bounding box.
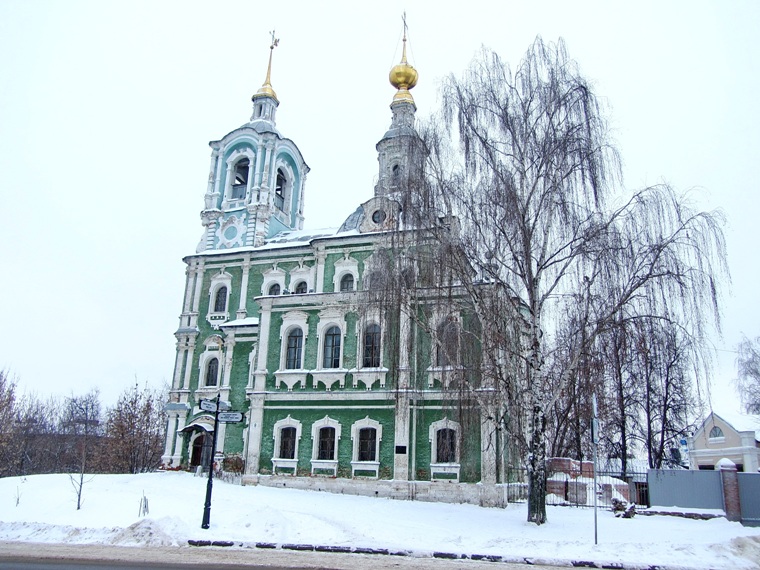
[371,209,387,224]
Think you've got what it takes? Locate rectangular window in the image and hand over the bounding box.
[358,428,376,461]
[318,427,336,460]
[436,428,457,463]
[286,330,303,369]
[279,427,296,459]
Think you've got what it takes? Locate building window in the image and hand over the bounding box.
[205,358,219,387]
[279,426,297,459]
[294,281,307,294]
[268,283,281,296]
[275,169,286,211]
[363,324,381,368]
[339,273,354,292]
[436,318,460,367]
[286,329,303,369]
[317,427,336,460]
[323,326,341,368]
[709,426,724,439]
[213,286,227,312]
[358,427,377,461]
[232,158,249,200]
[436,428,457,463]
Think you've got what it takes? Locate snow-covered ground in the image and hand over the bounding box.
[0,472,758,569]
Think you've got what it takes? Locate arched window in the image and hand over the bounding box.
[358,427,377,461]
[339,273,354,292]
[323,326,341,368]
[232,158,249,200]
[436,319,460,367]
[363,324,381,368]
[205,358,219,387]
[317,426,336,460]
[363,270,385,291]
[709,426,724,439]
[275,169,286,210]
[286,329,303,369]
[294,281,307,294]
[268,283,281,296]
[213,286,227,313]
[279,426,297,459]
[436,428,457,463]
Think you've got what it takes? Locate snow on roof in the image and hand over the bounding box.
[220,317,259,328]
[711,410,760,441]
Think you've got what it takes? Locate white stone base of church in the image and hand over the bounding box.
[241,474,527,508]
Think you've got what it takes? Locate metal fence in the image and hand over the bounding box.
[647,468,723,510]
[738,472,760,527]
[504,466,650,508]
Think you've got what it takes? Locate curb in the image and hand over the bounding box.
[186,539,672,569]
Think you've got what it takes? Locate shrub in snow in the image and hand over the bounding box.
[611,497,636,518]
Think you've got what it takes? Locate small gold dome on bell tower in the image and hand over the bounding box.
[389,19,418,105]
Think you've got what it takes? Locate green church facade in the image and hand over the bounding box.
[162,34,513,505]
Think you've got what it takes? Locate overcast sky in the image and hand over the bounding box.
[1,1,758,413]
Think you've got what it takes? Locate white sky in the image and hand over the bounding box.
[0,0,758,411]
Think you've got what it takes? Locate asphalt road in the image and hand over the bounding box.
[0,542,561,570]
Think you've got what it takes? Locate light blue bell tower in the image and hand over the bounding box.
[198,33,309,252]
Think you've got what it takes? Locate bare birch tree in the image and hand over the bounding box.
[419,39,726,524]
[736,336,760,414]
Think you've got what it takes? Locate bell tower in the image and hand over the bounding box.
[198,33,309,252]
[374,20,422,198]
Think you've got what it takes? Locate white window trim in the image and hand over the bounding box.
[273,160,296,217]
[332,255,358,292]
[223,148,256,206]
[429,418,461,482]
[261,265,286,296]
[310,416,342,476]
[350,417,382,478]
[288,262,314,294]
[272,415,302,475]
[275,312,309,390]
[206,271,232,329]
[197,335,224,394]
[350,314,387,389]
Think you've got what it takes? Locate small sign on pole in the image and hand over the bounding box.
[199,399,217,413]
[218,412,243,423]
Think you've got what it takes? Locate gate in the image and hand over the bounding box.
[738,472,760,527]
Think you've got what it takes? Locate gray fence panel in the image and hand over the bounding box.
[738,472,760,527]
[647,469,723,510]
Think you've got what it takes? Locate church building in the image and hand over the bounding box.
[162,31,513,506]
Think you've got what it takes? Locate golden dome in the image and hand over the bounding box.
[389,23,418,105]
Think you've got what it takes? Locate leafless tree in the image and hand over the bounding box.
[0,369,18,476]
[104,382,166,474]
[417,39,726,524]
[62,390,103,510]
[736,336,760,414]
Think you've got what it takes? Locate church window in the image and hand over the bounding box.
[268,283,281,296]
[391,163,401,183]
[286,329,303,369]
[436,318,460,367]
[339,273,354,292]
[205,357,219,387]
[371,209,387,224]
[275,169,286,211]
[279,427,296,459]
[232,158,249,200]
[317,426,336,460]
[709,426,724,439]
[363,324,381,368]
[294,281,307,294]
[436,428,457,463]
[213,286,227,313]
[323,326,341,369]
[358,427,377,461]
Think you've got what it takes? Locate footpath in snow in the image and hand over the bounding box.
[0,472,758,569]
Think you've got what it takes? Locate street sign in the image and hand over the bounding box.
[218,412,243,423]
[199,399,217,412]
